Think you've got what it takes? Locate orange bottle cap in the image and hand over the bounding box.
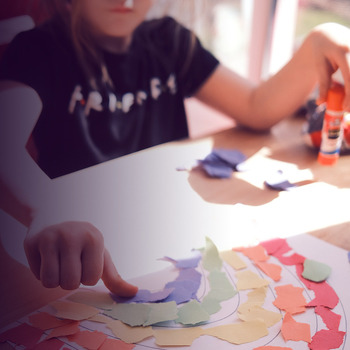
[327,82,345,111]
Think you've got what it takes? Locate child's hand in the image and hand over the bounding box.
[307,23,350,110]
[24,221,138,297]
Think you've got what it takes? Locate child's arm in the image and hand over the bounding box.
[195,22,350,130]
[0,81,137,296]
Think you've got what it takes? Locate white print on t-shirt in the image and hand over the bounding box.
[68,73,177,116]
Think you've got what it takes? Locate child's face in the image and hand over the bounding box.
[80,0,154,39]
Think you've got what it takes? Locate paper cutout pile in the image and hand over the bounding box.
[0,237,346,350]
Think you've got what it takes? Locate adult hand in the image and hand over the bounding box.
[24,221,138,297]
[308,23,350,109]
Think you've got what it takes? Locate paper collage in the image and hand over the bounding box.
[0,235,348,349]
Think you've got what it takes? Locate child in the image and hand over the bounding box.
[0,0,350,296]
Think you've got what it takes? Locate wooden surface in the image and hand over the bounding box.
[1,115,349,328]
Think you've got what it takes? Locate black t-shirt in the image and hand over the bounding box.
[0,16,219,178]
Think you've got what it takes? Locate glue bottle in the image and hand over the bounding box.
[317,82,345,165]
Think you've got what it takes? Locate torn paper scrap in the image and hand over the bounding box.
[67,330,108,350]
[202,236,223,271]
[273,284,307,314]
[67,290,115,310]
[107,320,153,344]
[176,300,210,325]
[302,258,332,282]
[236,270,269,290]
[220,250,246,270]
[50,301,99,321]
[281,313,311,343]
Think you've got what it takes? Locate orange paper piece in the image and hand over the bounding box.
[281,313,311,343]
[67,330,108,350]
[46,321,80,340]
[50,301,100,321]
[28,312,73,330]
[255,261,282,281]
[98,338,135,350]
[235,245,269,262]
[273,284,306,314]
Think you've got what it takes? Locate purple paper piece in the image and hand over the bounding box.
[201,160,233,178]
[112,288,174,304]
[200,149,246,178]
[164,268,202,304]
[212,148,247,167]
[161,250,202,269]
[348,251,350,263]
[264,170,296,191]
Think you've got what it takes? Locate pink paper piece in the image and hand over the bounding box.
[281,313,311,343]
[67,330,108,350]
[30,338,64,350]
[315,306,341,330]
[295,265,339,309]
[308,329,346,350]
[277,253,305,266]
[98,338,135,350]
[0,323,43,348]
[46,321,80,340]
[260,238,291,256]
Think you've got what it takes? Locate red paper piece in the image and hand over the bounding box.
[98,338,135,350]
[255,261,282,281]
[281,313,311,343]
[67,330,108,350]
[277,253,305,266]
[30,338,64,350]
[28,312,73,330]
[46,321,80,340]
[235,245,269,262]
[254,347,292,350]
[295,265,339,309]
[0,323,43,348]
[260,238,291,256]
[309,329,346,350]
[273,284,307,314]
[315,306,341,330]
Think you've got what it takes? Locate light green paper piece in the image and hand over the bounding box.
[104,302,179,327]
[176,300,210,325]
[201,295,221,315]
[207,270,237,300]
[104,303,150,326]
[202,237,222,271]
[143,301,178,326]
[302,258,332,282]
